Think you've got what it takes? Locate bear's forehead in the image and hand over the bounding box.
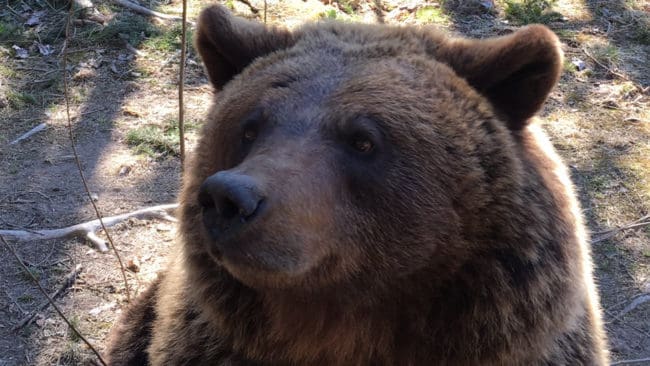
[218,26,471,136]
[248,56,458,126]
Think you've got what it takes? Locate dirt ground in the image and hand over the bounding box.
[0,0,648,364]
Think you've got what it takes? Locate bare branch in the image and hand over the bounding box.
[238,0,260,14]
[10,123,48,145]
[581,47,630,82]
[111,0,195,24]
[0,204,179,251]
[610,357,650,365]
[591,215,650,244]
[612,294,650,322]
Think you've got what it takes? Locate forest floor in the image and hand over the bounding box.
[0,0,648,364]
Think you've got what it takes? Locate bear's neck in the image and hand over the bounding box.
[197,263,519,365]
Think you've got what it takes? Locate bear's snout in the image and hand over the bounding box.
[198,171,265,243]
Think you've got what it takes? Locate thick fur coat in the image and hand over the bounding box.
[106,5,609,365]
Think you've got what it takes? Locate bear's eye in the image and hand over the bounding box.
[242,128,257,143]
[351,137,374,154]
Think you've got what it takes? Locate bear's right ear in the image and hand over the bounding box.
[434,25,562,130]
[195,5,294,90]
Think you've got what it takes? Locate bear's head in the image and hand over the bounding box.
[180,5,562,294]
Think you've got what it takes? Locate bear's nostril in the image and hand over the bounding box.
[198,190,216,209]
[218,197,240,220]
[198,171,265,239]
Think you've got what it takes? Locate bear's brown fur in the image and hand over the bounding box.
[106,5,609,365]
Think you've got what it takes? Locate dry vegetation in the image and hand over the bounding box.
[0,0,648,364]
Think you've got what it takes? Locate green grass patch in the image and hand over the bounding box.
[503,0,562,24]
[141,23,195,54]
[589,43,620,67]
[338,0,357,15]
[126,125,179,157]
[562,59,577,74]
[0,64,18,78]
[319,9,338,20]
[6,90,37,109]
[415,6,449,24]
[20,266,42,282]
[17,294,35,303]
[630,19,650,45]
[67,316,81,342]
[85,13,159,46]
[554,29,576,40]
[126,119,199,158]
[0,20,22,42]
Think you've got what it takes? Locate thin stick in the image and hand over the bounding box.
[611,294,650,322]
[111,0,186,22]
[62,2,130,301]
[178,0,187,171]
[236,0,259,14]
[0,236,107,366]
[591,215,650,244]
[10,123,48,145]
[13,264,84,330]
[610,358,650,366]
[581,47,629,81]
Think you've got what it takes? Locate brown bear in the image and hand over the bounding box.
[106,4,609,365]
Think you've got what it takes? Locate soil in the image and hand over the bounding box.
[0,0,648,364]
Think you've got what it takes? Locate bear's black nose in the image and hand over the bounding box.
[198,171,265,241]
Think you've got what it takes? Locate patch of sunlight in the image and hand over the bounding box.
[553,0,592,21]
[414,6,450,25]
[541,110,586,149]
[619,150,650,203]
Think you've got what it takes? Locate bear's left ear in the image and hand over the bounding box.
[196,5,295,90]
[435,25,562,130]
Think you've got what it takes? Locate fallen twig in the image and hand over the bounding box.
[124,40,147,57]
[0,204,178,252]
[591,215,650,244]
[13,264,84,331]
[111,0,195,25]
[10,123,48,145]
[612,294,650,322]
[0,236,107,366]
[611,357,650,365]
[237,0,260,14]
[581,47,629,81]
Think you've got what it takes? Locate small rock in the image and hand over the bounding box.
[35,42,53,56]
[122,107,141,117]
[89,302,116,316]
[73,67,96,81]
[118,165,132,176]
[25,11,45,26]
[12,45,28,59]
[126,257,141,273]
[480,1,494,10]
[571,58,586,71]
[90,193,99,201]
[156,223,173,232]
[609,337,633,354]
